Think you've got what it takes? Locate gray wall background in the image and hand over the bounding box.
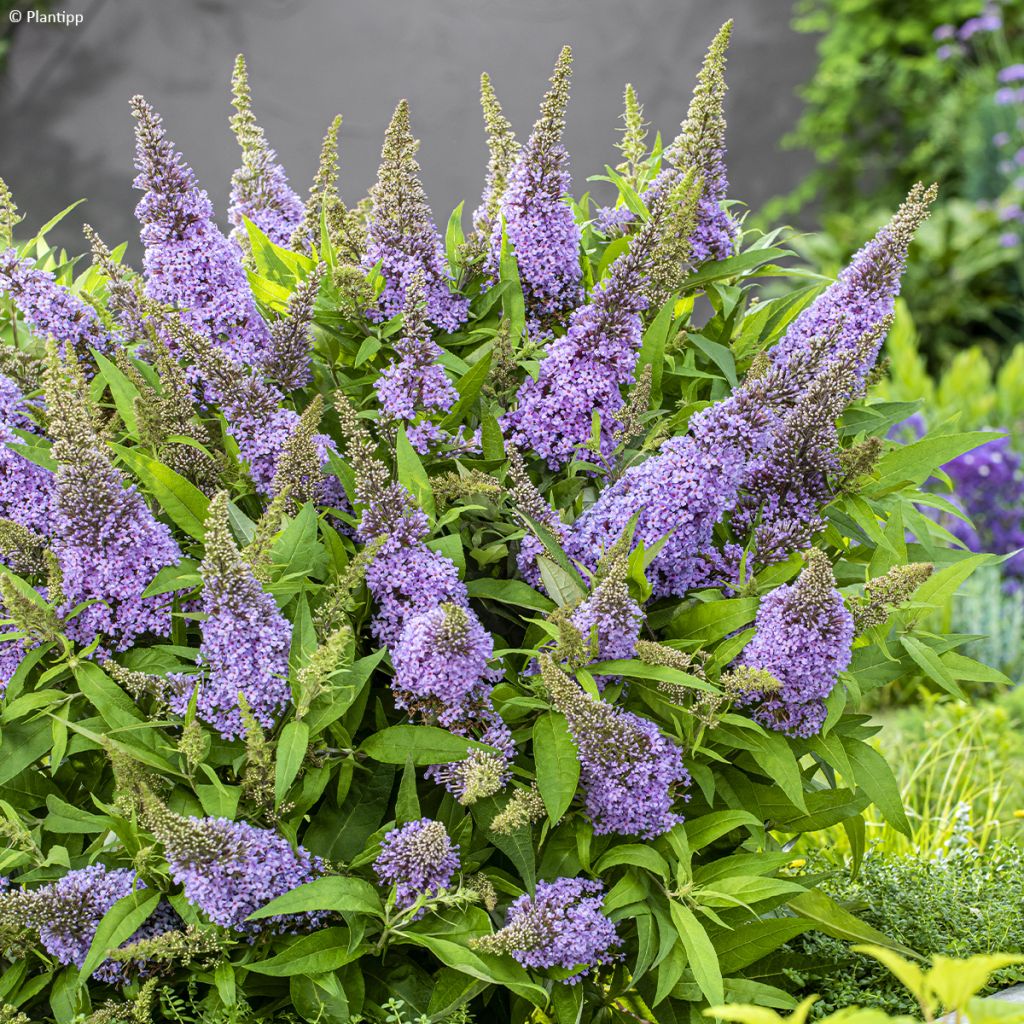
[0,0,817,256]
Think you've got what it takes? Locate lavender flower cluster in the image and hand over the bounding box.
[373,818,460,916]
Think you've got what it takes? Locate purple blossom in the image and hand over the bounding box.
[995,87,1022,106]
[168,493,291,740]
[228,57,304,248]
[571,565,643,666]
[544,658,689,837]
[47,358,181,649]
[936,44,960,61]
[593,204,636,236]
[375,271,457,423]
[941,433,1024,584]
[999,64,1024,83]
[157,814,325,933]
[933,23,956,40]
[22,865,178,984]
[490,47,582,319]
[959,12,1001,38]
[736,550,854,738]
[391,603,495,728]
[1000,231,1020,247]
[131,96,272,367]
[479,877,621,983]
[503,239,648,469]
[373,818,459,917]
[0,249,117,360]
[0,372,52,538]
[566,386,774,598]
[769,184,935,380]
[643,21,735,265]
[364,100,468,332]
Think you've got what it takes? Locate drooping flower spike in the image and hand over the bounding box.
[472,876,622,984]
[0,248,118,362]
[735,549,855,738]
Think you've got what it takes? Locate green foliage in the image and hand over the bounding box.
[711,946,1024,1023]
[782,842,1024,1017]
[777,0,1022,218]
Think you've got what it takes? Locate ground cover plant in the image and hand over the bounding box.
[0,21,1008,1024]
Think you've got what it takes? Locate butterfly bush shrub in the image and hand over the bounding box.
[0,25,1004,1024]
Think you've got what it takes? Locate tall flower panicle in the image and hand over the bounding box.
[131,95,272,366]
[656,20,735,264]
[473,877,621,984]
[228,54,305,249]
[565,382,774,598]
[616,83,649,190]
[16,865,178,984]
[718,324,886,579]
[391,602,495,728]
[504,172,699,468]
[0,371,52,537]
[473,73,520,238]
[44,344,181,649]
[290,115,342,254]
[491,46,582,319]
[335,397,511,797]
[373,818,460,917]
[0,248,118,361]
[375,269,457,427]
[144,796,325,933]
[736,549,854,738]
[571,555,643,667]
[168,492,291,740]
[263,263,323,391]
[364,101,468,332]
[540,656,689,837]
[769,183,937,378]
[164,311,335,495]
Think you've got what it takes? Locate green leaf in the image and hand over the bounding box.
[720,725,807,812]
[680,248,789,292]
[275,721,308,809]
[714,919,812,975]
[899,635,965,698]
[248,875,382,921]
[841,736,912,836]
[246,928,366,976]
[787,889,919,957]
[465,577,555,613]
[872,431,998,491]
[93,351,141,435]
[396,756,421,823]
[440,353,493,431]
[360,725,496,766]
[396,427,435,520]
[533,713,580,824]
[536,555,586,607]
[638,296,676,404]
[79,889,160,982]
[595,844,670,878]
[669,901,724,1006]
[110,443,209,540]
[663,597,760,642]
